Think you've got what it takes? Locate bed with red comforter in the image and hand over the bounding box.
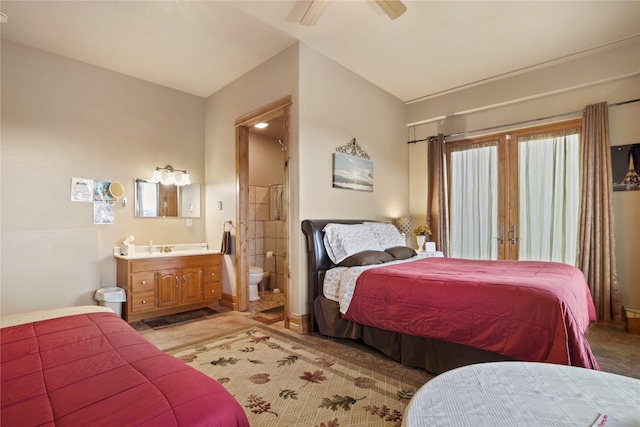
[346,257,598,369]
[1,306,249,426]
[302,219,599,374]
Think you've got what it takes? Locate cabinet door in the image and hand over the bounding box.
[157,269,181,307]
[182,267,203,304]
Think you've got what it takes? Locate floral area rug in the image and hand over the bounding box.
[166,325,425,427]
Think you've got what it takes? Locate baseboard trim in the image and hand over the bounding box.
[288,312,311,334]
[219,293,237,311]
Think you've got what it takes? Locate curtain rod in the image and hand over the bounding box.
[407,98,640,144]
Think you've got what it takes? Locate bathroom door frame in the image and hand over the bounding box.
[234,96,291,329]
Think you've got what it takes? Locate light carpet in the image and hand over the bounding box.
[165,325,425,427]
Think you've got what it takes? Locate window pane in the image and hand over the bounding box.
[518,133,579,264]
[450,144,499,260]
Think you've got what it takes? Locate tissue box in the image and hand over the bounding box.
[120,244,135,255]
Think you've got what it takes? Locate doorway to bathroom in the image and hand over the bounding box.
[246,116,286,315]
[235,96,290,328]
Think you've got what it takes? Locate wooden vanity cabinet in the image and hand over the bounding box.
[117,254,222,323]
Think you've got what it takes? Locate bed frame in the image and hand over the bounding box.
[301,219,513,374]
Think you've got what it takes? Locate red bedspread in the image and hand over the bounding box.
[1,311,249,426]
[345,257,599,369]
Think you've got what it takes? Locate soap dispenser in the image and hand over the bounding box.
[148,241,154,254]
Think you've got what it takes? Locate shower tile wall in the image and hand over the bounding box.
[249,185,285,291]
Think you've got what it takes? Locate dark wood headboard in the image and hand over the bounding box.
[301,219,376,330]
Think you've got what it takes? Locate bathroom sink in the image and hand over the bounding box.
[124,251,202,259]
[114,243,218,259]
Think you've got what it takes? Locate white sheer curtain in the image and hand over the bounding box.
[450,142,499,259]
[518,132,579,265]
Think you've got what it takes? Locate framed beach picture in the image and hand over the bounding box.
[612,144,639,191]
[332,152,374,192]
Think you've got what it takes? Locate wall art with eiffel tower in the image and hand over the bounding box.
[612,144,640,191]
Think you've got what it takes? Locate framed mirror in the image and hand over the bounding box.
[134,179,200,218]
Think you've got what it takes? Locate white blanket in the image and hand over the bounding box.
[403,361,640,426]
[323,257,419,314]
[1,305,114,328]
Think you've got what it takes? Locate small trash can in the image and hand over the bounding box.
[625,307,640,335]
[95,287,126,317]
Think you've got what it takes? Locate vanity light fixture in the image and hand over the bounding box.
[149,165,191,186]
[254,122,269,129]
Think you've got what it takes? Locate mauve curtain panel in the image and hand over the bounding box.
[427,134,450,256]
[577,101,622,321]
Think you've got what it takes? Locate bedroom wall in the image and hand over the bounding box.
[1,40,206,315]
[297,44,409,322]
[407,39,640,311]
[1,40,410,324]
[204,43,409,328]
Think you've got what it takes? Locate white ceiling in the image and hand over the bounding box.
[1,1,639,102]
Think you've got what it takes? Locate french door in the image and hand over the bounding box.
[446,120,581,263]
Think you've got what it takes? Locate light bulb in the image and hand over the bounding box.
[176,173,191,186]
[160,171,176,185]
[149,170,162,183]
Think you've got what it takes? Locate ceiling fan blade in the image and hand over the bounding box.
[301,0,329,26]
[374,0,407,20]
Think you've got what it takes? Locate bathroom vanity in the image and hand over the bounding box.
[115,248,221,323]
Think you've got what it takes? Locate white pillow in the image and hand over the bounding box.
[323,223,383,264]
[364,222,406,250]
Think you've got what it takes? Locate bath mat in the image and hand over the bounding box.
[142,307,222,329]
[250,306,285,325]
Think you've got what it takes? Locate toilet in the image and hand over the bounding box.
[249,266,263,301]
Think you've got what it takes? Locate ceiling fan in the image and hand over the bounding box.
[301,0,407,26]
